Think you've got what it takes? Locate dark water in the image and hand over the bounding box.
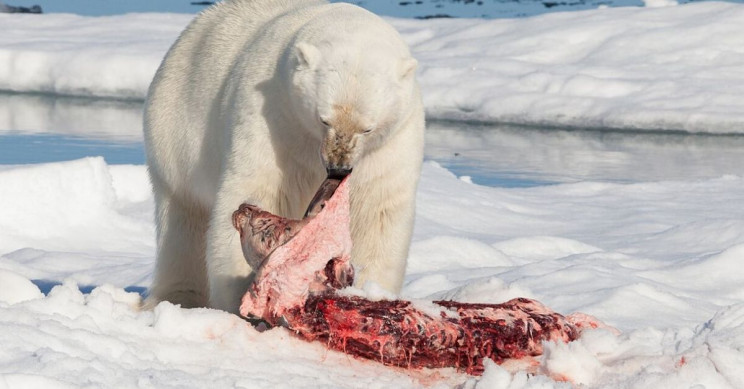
[3,94,744,188]
[6,0,743,19]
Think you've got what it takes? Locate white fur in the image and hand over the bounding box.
[143,0,424,313]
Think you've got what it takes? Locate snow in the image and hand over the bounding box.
[2,157,744,387]
[0,158,152,255]
[0,269,42,304]
[3,1,744,387]
[0,2,743,133]
[643,0,679,8]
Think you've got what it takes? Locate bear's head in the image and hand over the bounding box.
[286,38,419,179]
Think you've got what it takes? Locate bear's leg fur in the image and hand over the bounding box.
[205,178,258,313]
[349,173,416,293]
[347,112,423,293]
[143,188,209,309]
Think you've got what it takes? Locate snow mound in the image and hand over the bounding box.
[0,157,153,254]
[0,13,180,99]
[0,269,43,305]
[493,236,601,262]
[408,236,513,272]
[401,2,744,132]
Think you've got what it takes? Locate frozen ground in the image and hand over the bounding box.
[1,157,744,388]
[1,2,743,133]
[2,1,744,388]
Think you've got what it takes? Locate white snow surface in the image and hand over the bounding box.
[1,2,744,133]
[3,2,744,387]
[2,157,744,388]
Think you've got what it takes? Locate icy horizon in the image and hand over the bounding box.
[1,1,743,133]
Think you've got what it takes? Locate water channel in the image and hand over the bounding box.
[2,93,744,188]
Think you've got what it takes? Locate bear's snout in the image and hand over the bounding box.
[322,128,359,176]
[327,166,352,180]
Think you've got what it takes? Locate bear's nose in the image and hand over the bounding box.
[327,166,352,180]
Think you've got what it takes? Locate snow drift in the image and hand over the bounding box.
[2,158,744,387]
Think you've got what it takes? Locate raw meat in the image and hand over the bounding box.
[234,177,593,375]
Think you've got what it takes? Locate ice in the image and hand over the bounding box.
[0,13,179,99]
[1,2,744,132]
[1,157,743,386]
[2,1,744,386]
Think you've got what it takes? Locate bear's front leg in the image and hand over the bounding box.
[349,172,418,294]
[143,186,210,310]
[205,182,258,313]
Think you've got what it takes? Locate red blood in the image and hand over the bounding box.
[234,178,589,375]
[282,295,580,375]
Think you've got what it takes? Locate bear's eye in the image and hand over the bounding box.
[320,117,331,127]
[363,127,374,135]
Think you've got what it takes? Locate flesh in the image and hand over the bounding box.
[235,177,594,375]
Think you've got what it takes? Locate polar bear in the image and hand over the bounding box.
[142,0,424,313]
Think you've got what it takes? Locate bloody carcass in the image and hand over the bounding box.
[234,177,594,375]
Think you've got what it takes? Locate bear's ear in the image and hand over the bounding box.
[296,42,320,70]
[398,57,418,80]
